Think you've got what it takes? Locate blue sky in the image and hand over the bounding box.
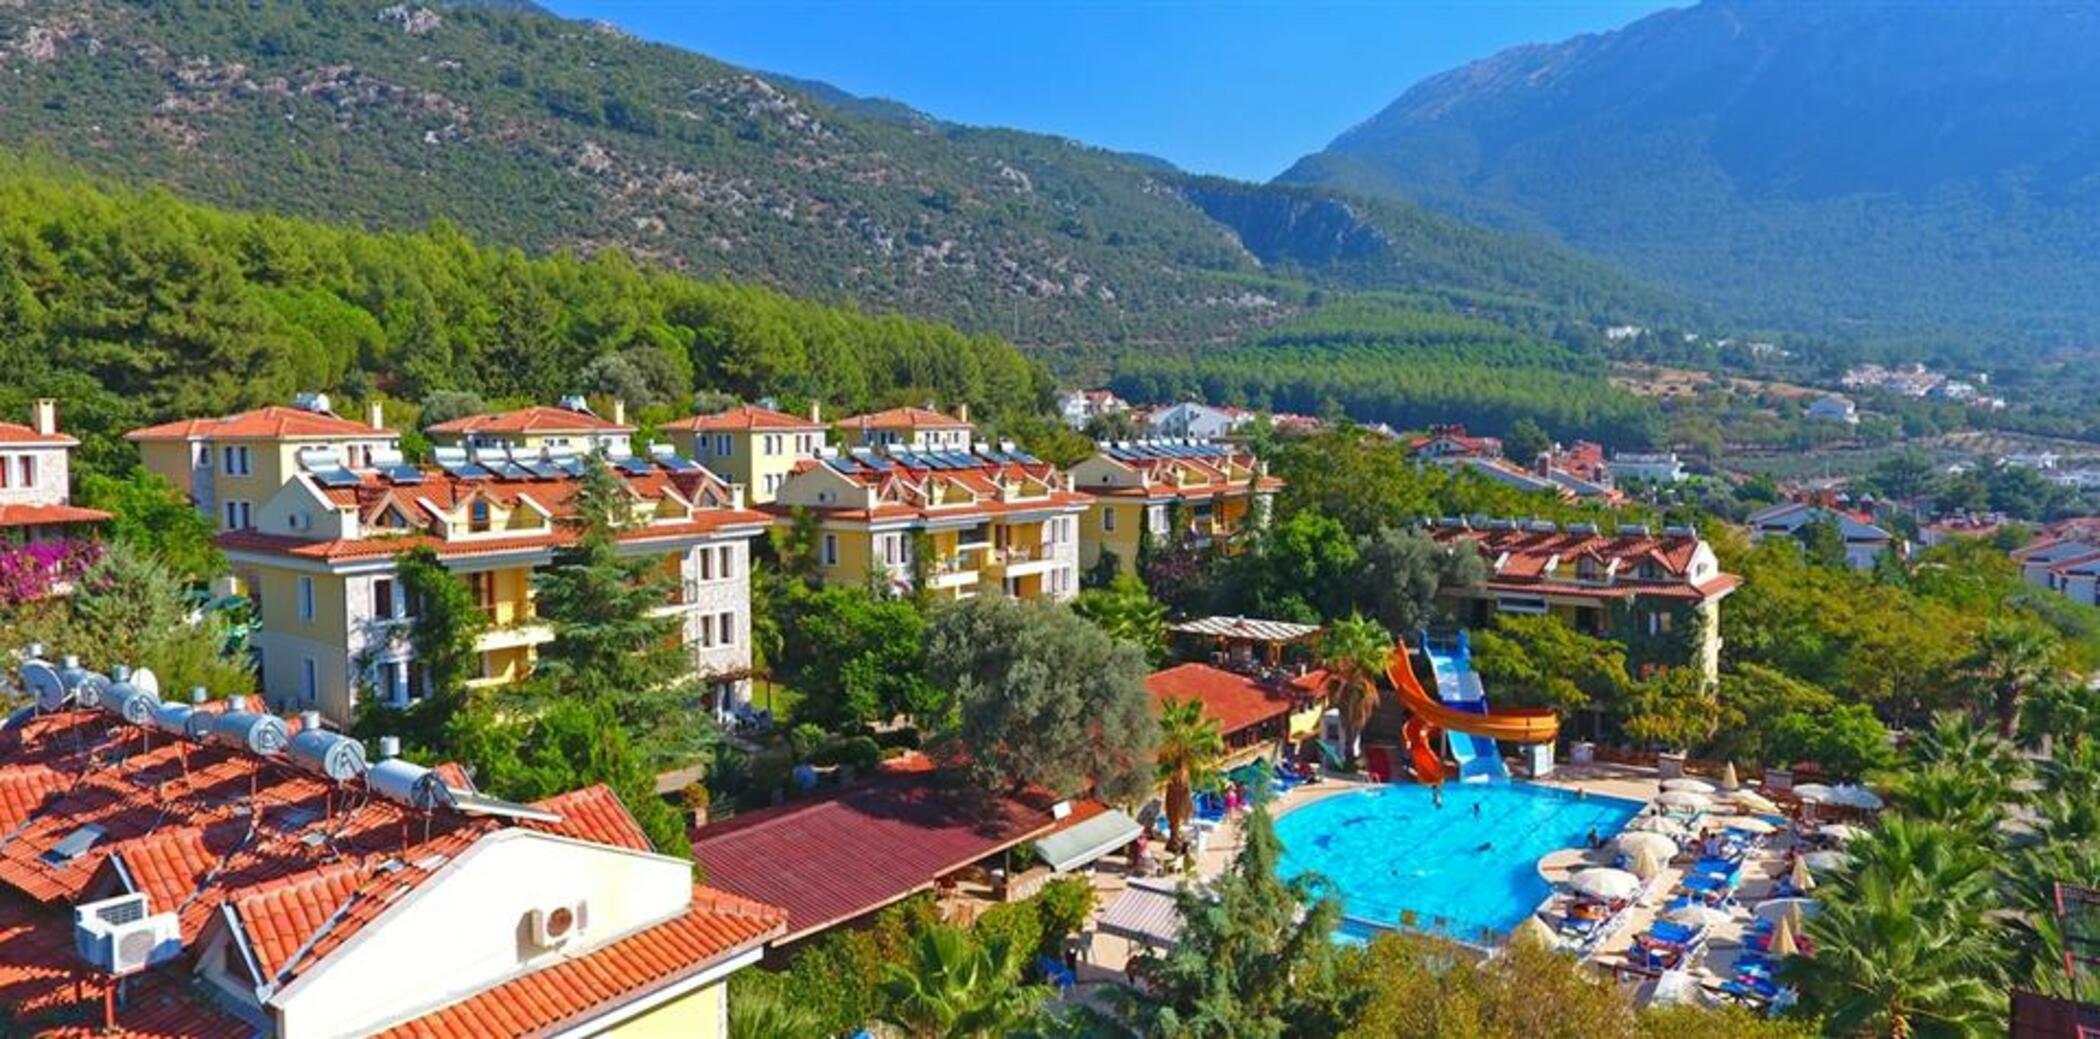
[540,1,1674,181]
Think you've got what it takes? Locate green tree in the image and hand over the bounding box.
[1795,518,1849,570]
[352,546,486,755]
[1352,524,1485,634]
[1100,809,1355,1037]
[1320,613,1390,763]
[528,458,699,763]
[773,583,935,729]
[1786,816,2006,1038]
[1961,616,2064,740]
[66,540,251,696]
[1617,666,1720,751]
[1503,418,1550,466]
[1764,703,1895,781]
[1072,573,1168,662]
[1222,510,1360,622]
[1155,697,1225,851]
[876,924,1051,1039]
[77,470,222,580]
[1471,615,1632,737]
[928,595,1159,802]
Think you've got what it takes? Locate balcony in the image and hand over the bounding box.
[927,557,980,590]
[985,544,1060,578]
[475,620,553,652]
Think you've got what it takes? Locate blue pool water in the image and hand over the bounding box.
[1274,783,1642,944]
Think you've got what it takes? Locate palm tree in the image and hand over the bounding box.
[1962,617,2062,741]
[1879,764,2008,840]
[1904,711,2022,777]
[1155,696,1225,852]
[1321,612,1391,764]
[727,978,827,1038]
[1071,573,1167,661]
[2022,679,2100,754]
[877,924,1051,1039]
[1786,816,2007,1037]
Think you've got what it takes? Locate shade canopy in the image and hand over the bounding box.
[1614,831,1678,861]
[1035,809,1144,873]
[1664,904,1733,928]
[1726,790,1779,814]
[1655,790,1711,809]
[1827,784,1884,810]
[1096,880,1184,949]
[1792,783,1835,802]
[1716,816,1777,835]
[1627,814,1691,835]
[1801,850,1853,873]
[1768,911,1800,957]
[1753,897,1822,923]
[1569,867,1642,901]
[1790,857,1817,893]
[1629,846,1666,881]
[1661,778,1717,794]
[1720,762,1741,791]
[1817,823,1866,843]
[1167,616,1323,644]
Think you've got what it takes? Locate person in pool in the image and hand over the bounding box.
[1472,802,1482,818]
[1476,841,1494,853]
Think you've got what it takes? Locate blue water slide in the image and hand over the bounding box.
[1420,631,1509,782]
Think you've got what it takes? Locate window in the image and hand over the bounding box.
[468,499,491,533]
[717,611,736,647]
[222,500,253,531]
[1102,507,1117,533]
[713,434,733,458]
[698,548,714,582]
[764,473,783,495]
[718,545,735,580]
[14,455,32,489]
[762,434,782,456]
[822,533,838,567]
[372,577,397,621]
[297,577,315,622]
[223,445,251,476]
[1147,506,1168,535]
[0,457,10,489]
[300,658,317,706]
[469,572,495,614]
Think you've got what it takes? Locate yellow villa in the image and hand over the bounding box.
[768,442,1091,602]
[124,394,401,532]
[660,403,827,504]
[218,447,770,724]
[836,405,975,451]
[424,396,635,457]
[1068,439,1282,577]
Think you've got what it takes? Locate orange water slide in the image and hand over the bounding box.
[1385,650,1561,745]
[1401,716,1443,783]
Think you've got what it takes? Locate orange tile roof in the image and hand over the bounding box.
[661,405,823,433]
[1426,523,1740,604]
[0,504,112,528]
[839,406,970,431]
[0,705,784,1037]
[376,888,785,1038]
[0,421,76,446]
[1145,663,1307,736]
[425,405,631,436]
[124,405,395,442]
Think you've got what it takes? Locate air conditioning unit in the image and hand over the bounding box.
[526,901,588,949]
[73,894,181,976]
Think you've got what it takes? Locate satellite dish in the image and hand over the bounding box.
[21,661,66,713]
[132,668,161,699]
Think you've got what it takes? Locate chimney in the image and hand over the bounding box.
[612,398,628,427]
[366,400,386,431]
[378,735,401,760]
[808,401,822,423]
[957,403,970,425]
[1535,449,1553,478]
[31,399,55,437]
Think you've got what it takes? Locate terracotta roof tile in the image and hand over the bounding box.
[661,405,823,433]
[425,406,630,436]
[0,504,112,528]
[838,406,970,431]
[0,421,76,446]
[689,779,1056,941]
[1145,663,1306,736]
[125,405,394,442]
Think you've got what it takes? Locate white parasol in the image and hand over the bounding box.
[1614,831,1679,861]
[1664,903,1733,928]
[1662,777,1717,794]
[1801,850,1853,872]
[1817,823,1866,843]
[1656,790,1712,809]
[1569,867,1642,901]
[1726,789,1779,814]
[1753,897,1822,923]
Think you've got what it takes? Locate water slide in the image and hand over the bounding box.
[1385,643,1558,784]
[1422,632,1509,783]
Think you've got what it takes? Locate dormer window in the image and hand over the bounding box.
[469,499,491,533]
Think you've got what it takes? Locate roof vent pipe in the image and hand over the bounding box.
[378,735,401,760]
[189,686,208,705]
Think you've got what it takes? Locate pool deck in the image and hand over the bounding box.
[1070,758,1799,1010]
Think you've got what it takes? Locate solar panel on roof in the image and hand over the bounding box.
[522,460,564,479]
[553,457,586,476]
[941,451,977,468]
[614,457,657,476]
[438,459,493,480]
[313,467,363,488]
[1008,450,1042,465]
[862,456,895,471]
[658,455,704,473]
[384,464,425,485]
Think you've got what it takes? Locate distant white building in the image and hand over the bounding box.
[1057,389,1130,429]
[1145,402,1253,440]
[2001,451,2060,471]
[1746,502,1897,569]
[1604,325,1647,342]
[1807,395,1859,425]
[1609,451,1687,484]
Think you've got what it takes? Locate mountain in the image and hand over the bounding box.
[0,0,1682,366]
[1279,0,2100,352]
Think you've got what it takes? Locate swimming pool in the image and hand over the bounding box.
[1274,782,1642,944]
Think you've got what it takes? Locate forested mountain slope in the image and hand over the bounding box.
[0,0,1682,360]
[1279,0,2100,350]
